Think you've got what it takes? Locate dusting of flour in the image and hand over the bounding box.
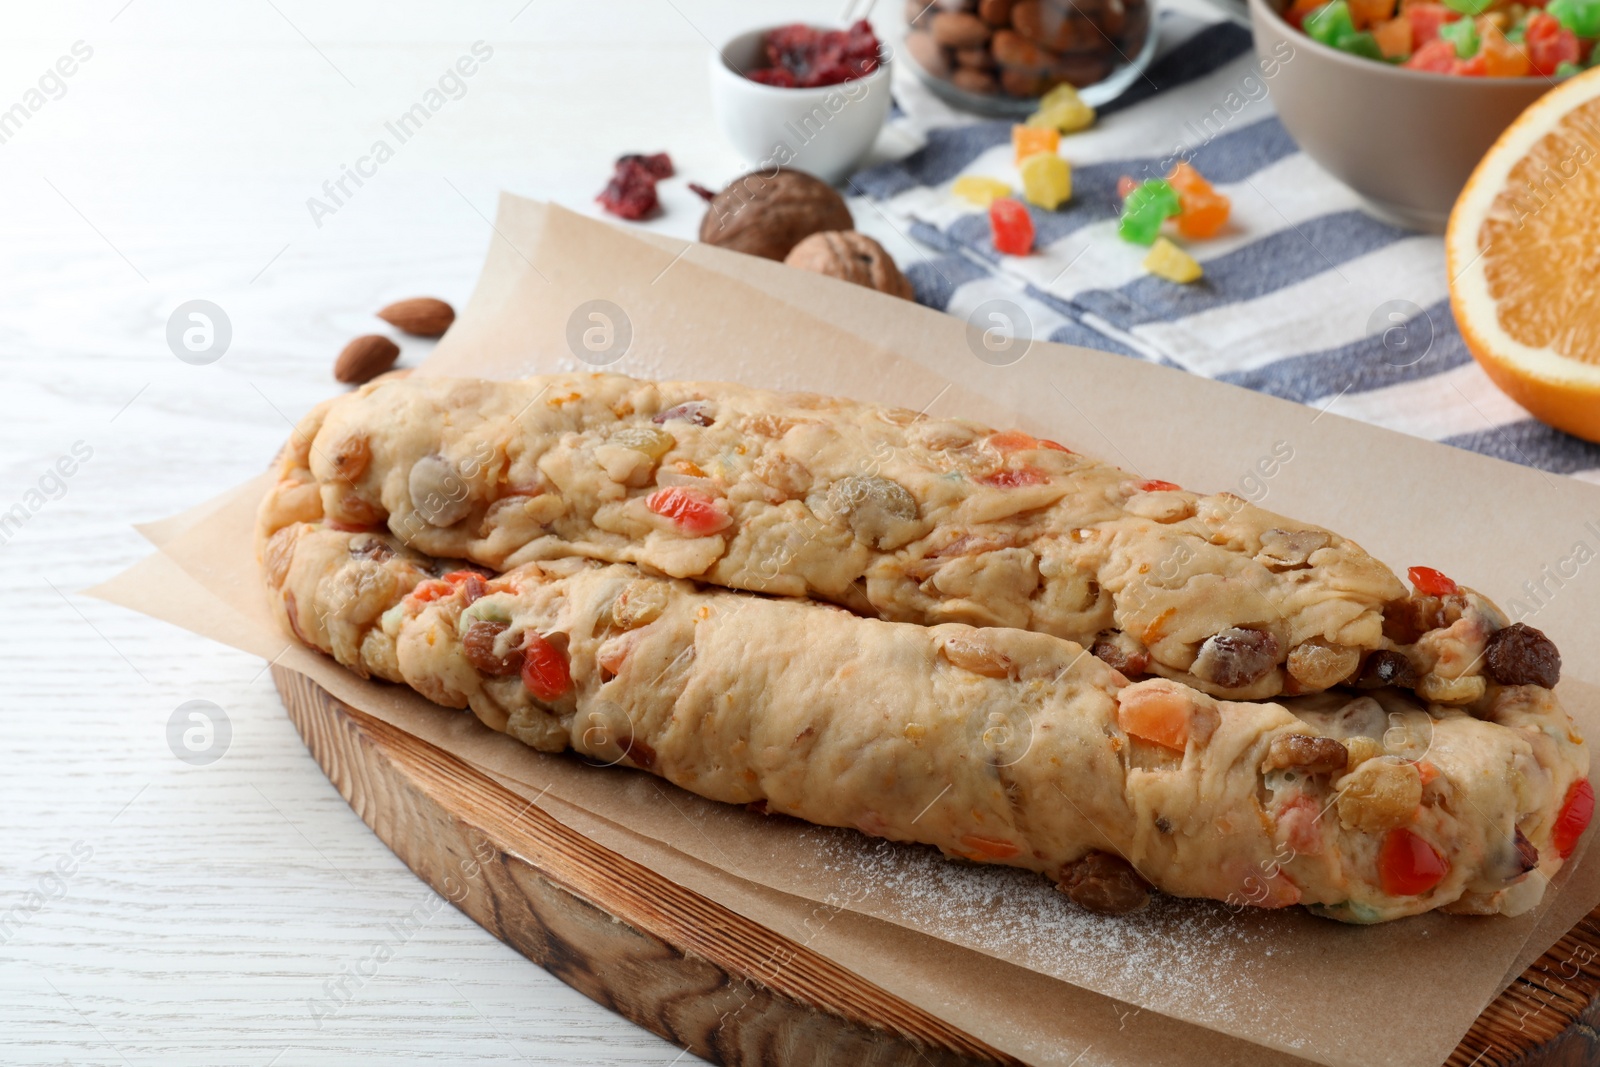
[787,822,1307,1045]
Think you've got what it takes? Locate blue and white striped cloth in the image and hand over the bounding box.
[855,1,1600,478]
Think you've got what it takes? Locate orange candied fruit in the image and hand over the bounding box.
[1166,162,1231,240]
[1011,124,1060,165]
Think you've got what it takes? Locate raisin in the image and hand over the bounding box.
[464,620,522,677]
[1058,850,1151,915]
[829,474,918,548]
[347,534,394,562]
[652,400,715,427]
[1513,826,1540,876]
[1090,632,1149,676]
[1192,628,1280,689]
[597,157,660,220]
[1265,733,1348,776]
[622,735,657,771]
[617,152,673,179]
[1355,650,1418,690]
[1485,623,1561,688]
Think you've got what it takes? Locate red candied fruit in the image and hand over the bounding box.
[1554,779,1595,859]
[1139,479,1182,492]
[1407,566,1458,597]
[1525,12,1580,77]
[1404,37,1458,72]
[989,197,1035,255]
[1379,827,1449,896]
[597,157,661,220]
[646,486,733,535]
[746,20,881,88]
[521,632,572,701]
[1404,3,1458,47]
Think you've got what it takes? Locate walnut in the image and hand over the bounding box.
[784,232,915,300]
[699,169,853,261]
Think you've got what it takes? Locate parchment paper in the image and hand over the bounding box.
[94,197,1600,1067]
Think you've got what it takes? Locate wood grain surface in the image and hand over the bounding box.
[274,667,1600,1067]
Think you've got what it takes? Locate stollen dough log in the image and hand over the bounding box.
[258,373,1558,706]
[261,521,1591,923]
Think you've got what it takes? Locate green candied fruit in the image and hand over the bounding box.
[1305,900,1386,924]
[1304,0,1356,45]
[1118,206,1164,245]
[1557,59,1586,77]
[1442,0,1495,14]
[1118,179,1181,246]
[1438,17,1480,57]
[1549,0,1600,39]
[1336,30,1384,58]
[1127,178,1180,218]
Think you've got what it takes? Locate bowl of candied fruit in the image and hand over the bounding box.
[902,0,1158,117]
[1251,0,1570,230]
[709,20,893,184]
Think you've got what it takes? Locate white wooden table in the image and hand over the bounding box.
[0,3,919,1062]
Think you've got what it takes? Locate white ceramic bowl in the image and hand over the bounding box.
[708,26,892,184]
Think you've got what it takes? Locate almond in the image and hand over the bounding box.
[334,334,400,385]
[376,297,455,338]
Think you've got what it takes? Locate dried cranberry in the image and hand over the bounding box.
[688,182,717,202]
[1192,627,1280,689]
[617,152,673,179]
[746,20,881,88]
[597,157,660,220]
[1485,623,1561,689]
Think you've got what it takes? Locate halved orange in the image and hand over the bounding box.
[1447,68,1600,444]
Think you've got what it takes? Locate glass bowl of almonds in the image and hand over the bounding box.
[903,0,1158,115]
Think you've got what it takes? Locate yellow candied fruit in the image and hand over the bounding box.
[1143,238,1202,284]
[952,175,1012,207]
[1026,84,1095,134]
[1019,152,1071,211]
[1011,124,1059,165]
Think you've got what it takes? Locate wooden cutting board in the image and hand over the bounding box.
[273,665,1600,1067]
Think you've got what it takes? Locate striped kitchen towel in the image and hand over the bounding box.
[853,0,1600,478]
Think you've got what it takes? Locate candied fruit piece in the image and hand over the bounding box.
[1525,12,1579,75]
[1026,84,1095,134]
[1549,0,1600,37]
[1305,1,1357,45]
[1118,179,1180,245]
[1405,37,1459,70]
[1166,165,1230,239]
[1019,153,1072,210]
[1116,175,1138,199]
[1373,16,1414,57]
[989,197,1034,255]
[1012,124,1060,165]
[1143,238,1203,284]
[953,175,1013,207]
[1176,192,1230,239]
